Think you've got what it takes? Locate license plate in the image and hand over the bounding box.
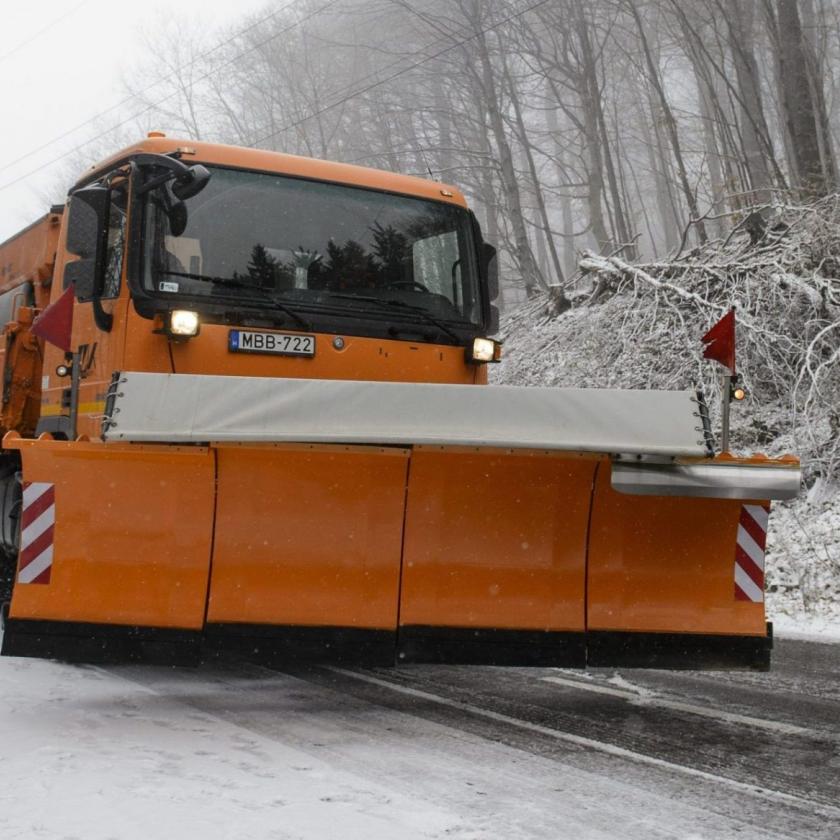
[228,330,316,357]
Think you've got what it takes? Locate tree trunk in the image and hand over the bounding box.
[774,0,834,195]
[471,7,543,294]
[628,0,707,243]
[544,87,578,278]
[504,54,567,292]
[728,0,774,200]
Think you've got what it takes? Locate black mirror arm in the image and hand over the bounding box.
[92,297,113,332]
[132,153,194,193]
[131,154,210,201]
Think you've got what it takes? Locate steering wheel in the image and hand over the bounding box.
[384,280,432,293]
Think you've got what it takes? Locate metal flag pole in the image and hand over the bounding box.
[68,350,81,441]
[720,373,732,453]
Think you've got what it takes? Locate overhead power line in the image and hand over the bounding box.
[0,0,341,196]
[0,0,327,178]
[252,0,552,146]
[0,0,549,196]
[0,0,92,65]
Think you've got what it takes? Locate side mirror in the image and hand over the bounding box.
[64,186,109,301]
[172,164,210,200]
[487,304,500,335]
[481,242,499,302]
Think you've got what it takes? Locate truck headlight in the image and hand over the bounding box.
[469,337,502,363]
[169,310,200,337]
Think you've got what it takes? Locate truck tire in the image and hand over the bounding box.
[0,461,21,618]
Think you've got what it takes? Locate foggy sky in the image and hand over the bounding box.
[0,0,267,242]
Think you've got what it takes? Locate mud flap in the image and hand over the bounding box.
[586,461,771,669]
[1,437,215,664]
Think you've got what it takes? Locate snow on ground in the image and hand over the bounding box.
[2,653,834,840]
[0,656,458,840]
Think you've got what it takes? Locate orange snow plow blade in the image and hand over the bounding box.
[1,375,799,669]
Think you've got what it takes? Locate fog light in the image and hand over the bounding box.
[169,310,200,337]
[469,337,502,363]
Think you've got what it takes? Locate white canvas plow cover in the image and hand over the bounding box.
[104,372,706,457]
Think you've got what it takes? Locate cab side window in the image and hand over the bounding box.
[413,230,462,307]
[102,190,127,299]
[0,282,35,326]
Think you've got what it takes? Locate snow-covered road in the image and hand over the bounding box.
[1,638,839,840]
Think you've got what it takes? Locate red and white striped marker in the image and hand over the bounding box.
[17,482,55,585]
[734,503,769,602]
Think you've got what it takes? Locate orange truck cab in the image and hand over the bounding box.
[0,135,800,669]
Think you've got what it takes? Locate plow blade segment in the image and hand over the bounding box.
[104,372,706,457]
[203,443,410,665]
[611,460,801,500]
[2,438,215,663]
[398,448,596,666]
[587,461,771,669]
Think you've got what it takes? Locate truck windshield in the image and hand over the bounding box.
[142,166,482,326]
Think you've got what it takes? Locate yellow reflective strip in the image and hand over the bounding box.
[39,401,105,418]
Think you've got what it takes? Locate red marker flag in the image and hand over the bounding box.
[701,308,736,374]
[31,285,74,352]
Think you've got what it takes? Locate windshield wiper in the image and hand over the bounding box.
[322,293,467,343]
[158,270,311,331]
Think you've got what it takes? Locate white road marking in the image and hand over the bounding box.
[331,667,840,817]
[542,675,812,736]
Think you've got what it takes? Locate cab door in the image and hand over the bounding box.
[40,186,131,439]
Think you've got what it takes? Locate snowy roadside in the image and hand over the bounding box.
[765,491,840,642]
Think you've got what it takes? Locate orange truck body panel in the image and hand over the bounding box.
[0,210,63,436]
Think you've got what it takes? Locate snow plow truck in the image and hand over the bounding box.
[0,134,799,669]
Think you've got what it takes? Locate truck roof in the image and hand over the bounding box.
[79,134,468,209]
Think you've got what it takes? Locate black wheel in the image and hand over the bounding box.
[0,461,21,623]
[0,549,14,629]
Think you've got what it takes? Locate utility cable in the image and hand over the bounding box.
[0,0,341,195]
[252,0,551,147]
[0,0,92,65]
[0,0,548,194]
[0,0,328,177]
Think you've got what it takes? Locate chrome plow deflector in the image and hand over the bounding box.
[611,460,801,500]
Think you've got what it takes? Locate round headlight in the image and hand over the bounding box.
[169,310,200,337]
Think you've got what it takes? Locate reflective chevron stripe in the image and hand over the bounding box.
[18,482,55,585]
[734,503,769,602]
